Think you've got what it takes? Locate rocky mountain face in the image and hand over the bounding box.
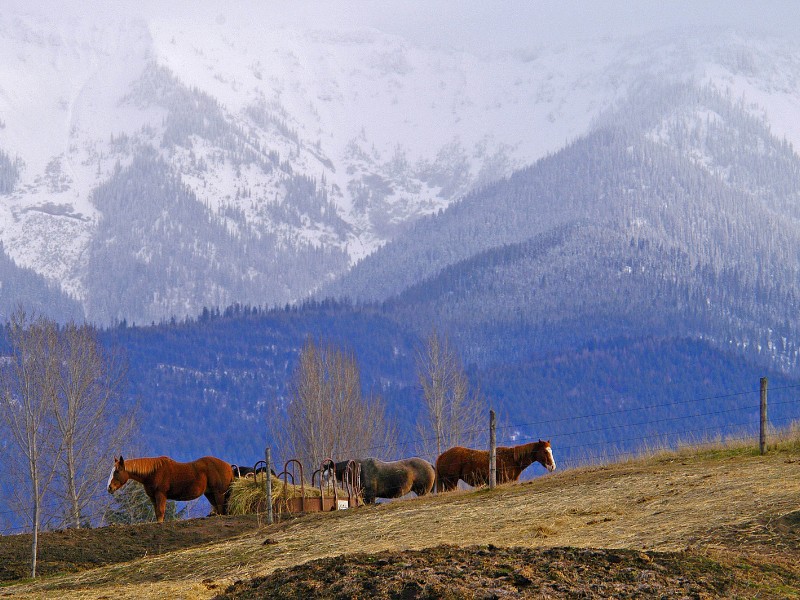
[1,7,800,329]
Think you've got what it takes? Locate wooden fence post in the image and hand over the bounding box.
[489,409,497,489]
[265,446,273,525]
[760,377,768,455]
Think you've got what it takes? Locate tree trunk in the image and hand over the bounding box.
[67,446,81,528]
[31,463,39,578]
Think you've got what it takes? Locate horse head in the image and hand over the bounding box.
[231,464,256,479]
[321,459,339,484]
[107,455,129,493]
[322,460,354,485]
[254,464,278,478]
[537,440,556,472]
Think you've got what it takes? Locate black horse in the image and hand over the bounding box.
[231,463,276,479]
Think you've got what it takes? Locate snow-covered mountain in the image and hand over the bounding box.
[2,3,800,324]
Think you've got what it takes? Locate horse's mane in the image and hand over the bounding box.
[511,441,543,464]
[124,456,170,478]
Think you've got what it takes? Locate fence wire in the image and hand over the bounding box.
[1,381,798,535]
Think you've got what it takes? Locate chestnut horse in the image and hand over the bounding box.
[107,455,234,522]
[435,440,555,492]
[327,457,436,504]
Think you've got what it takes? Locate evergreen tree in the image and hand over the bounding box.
[103,481,187,525]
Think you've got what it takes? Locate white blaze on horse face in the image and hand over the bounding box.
[107,467,116,493]
[545,447,556,471]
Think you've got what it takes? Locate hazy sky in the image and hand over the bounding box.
[276,1,800,47]
[7,1,800,51]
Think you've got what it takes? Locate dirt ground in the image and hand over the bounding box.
[214,544,745,599]
[0,515,262,582]
[2,507,797,599]
[218,507,800,599]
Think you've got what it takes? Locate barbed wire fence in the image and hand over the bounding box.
[1,378,798,535]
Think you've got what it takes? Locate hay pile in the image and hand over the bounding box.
[228,473,340,515]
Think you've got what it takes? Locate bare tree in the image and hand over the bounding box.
[51,322,132,529]
[0,309,62,578]
[274,338,396,473]
[415,330,484,463]
[0,310,134,575]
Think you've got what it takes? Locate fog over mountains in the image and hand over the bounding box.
[2,2,800,368]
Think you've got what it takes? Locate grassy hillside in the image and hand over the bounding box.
[2,433,799,598]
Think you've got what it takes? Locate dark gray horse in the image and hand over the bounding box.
[327,457,436,504]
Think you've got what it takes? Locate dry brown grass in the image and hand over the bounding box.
[5,434,800,599]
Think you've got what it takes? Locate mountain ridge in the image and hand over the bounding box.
[3,8,800,323]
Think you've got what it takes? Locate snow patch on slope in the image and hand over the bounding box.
[2,4,800,319]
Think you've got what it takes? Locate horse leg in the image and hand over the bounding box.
[205,490,227,515]
[438,474,457,492]
[221,487,231,515]
[204,491,219,515]
[413,479,432,497]
[362,486,376,504]
[152,492,167,523]
[214,490,228,515]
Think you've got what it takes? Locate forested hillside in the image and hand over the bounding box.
[100,303,420,462]
[81,303,799,469]
[0,247,83,322]
[325,83,800,376]
[85,148,348,325]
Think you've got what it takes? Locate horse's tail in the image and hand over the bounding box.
[223,464,234,509]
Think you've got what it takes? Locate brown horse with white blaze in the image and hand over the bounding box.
[107,455,234,522]
[435,440,556,492]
